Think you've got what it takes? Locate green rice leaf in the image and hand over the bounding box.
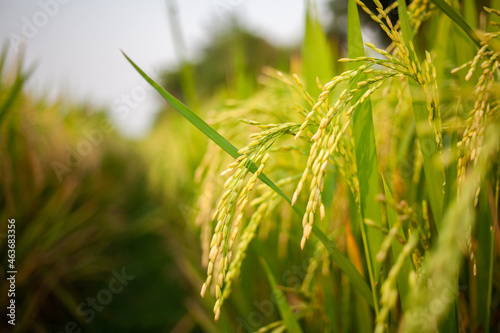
[321,273,340,332]
[260,258,303,333]
[397,0,413,45]
[396,0,446,230]
[382,177,413,310]
[475,184,494,330]
[302,0,333,97]
[0,59,33,127]
[348,0,383,313]
[123,52,238,158]
[408,86,445,228]
[462,0,477,29]
[312,225,374,307]
[428,0,481,48]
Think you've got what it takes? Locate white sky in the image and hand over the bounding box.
[0,0,330,137]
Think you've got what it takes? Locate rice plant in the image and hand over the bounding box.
[125,0,500,331]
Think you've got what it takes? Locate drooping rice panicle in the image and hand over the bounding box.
[293,67,394,247]
[450,17,500,276]
[375,232,419,333]
[201,122,299,321]
[220,190,278,307]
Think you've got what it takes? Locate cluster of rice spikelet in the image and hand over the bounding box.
[220,191,276,302]
[376,232,419,333]
[364,0,444,149]
[291,63,401,248]
[290,0,443,249]
[221,176,297,307]
[451,7,500,275]
[200,121,298,321]
[454,9,500,199]
[194,142,227,267]
[286,1,449,323]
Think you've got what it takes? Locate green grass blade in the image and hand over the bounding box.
[451,0,477,82]
[408,87,445,227]
[432,9,453,90]
[348,0,383,313]
[321,273,340,332]
[0,62,33,127]
[428,0,481,48]
[260,258,303,333]
[123,52,374,307]
[382,177,413,310]
[462,0,477,29]
[397,0,413,45]
[312,225,374,307]
[233,36,252,98]
[355,294,373,333]
[123,51,238,158]
[302,0,333,97]
[475,184,494,330]
[396,0,446,230]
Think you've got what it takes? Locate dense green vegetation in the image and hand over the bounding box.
[1,0,500,332]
